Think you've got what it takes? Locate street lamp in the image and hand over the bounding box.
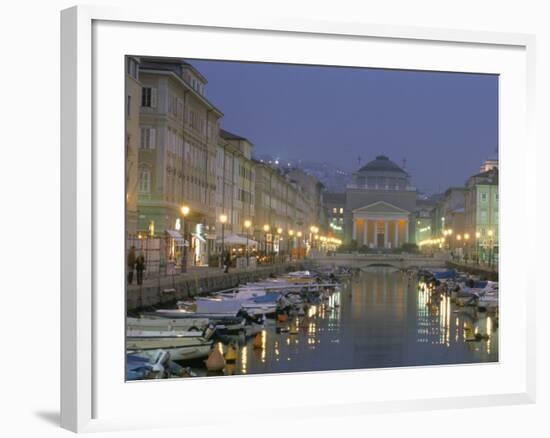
[475,231,481,264]
[220,214,228,266]
[263,224,270,262]
[297,231,303,259]
[180,205,190,273]
[464,233,470,263]
[310,225,319,249]
[288,229,294,260]
[488,229,494,269]
[276,227,283,261]
[244,219,252,266]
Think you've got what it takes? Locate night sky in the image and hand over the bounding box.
[189,59,498,195]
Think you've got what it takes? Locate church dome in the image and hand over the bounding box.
[359,155,407,174]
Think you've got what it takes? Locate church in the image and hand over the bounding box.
[345,155,416,248]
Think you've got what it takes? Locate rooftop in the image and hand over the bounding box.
[358,155,408,175]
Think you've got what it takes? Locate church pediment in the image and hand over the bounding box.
[353,201,410,214]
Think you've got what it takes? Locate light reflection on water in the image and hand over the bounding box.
[189,267,498,377]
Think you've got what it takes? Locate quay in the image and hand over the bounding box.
[311,252,448,270]
[127,262,305,311]
[445,260,498,281]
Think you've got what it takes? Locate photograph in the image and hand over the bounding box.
[125,56,499,380]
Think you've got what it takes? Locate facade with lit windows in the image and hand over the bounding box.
[324,192,345,239]
[135,57,223,267]
[464,167,499,264]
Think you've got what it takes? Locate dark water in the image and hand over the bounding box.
[190,267,498,377]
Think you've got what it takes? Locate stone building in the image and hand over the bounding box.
[285,168,326,231]
[136,57,223,266]
[125,56,141,237]
[252,161,315,255]
[345,155,416,248]
[324,192,346,239]
[413,198,437,244]
[431,187,467,249]
[464,167,499,263]
[215,129,255,238]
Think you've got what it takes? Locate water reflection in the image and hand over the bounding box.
[188,267,498,377]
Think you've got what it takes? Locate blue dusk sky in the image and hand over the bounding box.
[189,59,498,194]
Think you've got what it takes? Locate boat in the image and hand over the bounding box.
[127,328,215,361]
[126,351,169,380]
[195,294,279,317]
[127,316,210,332]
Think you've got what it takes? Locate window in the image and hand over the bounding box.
[127,57,139,80]
[480,210,488,222]
[481,192,487,202]
[140,127,156,149]
[141,87,157,108]
[138,168,151,193]
[332,207,337,214]
[339,207,344,214]
[126,95,131,118]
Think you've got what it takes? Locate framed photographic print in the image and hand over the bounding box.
[61,5,536,433]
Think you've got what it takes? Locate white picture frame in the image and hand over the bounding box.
[60,5,536,433]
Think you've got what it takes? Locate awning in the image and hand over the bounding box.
[216,234,258,246]
[166,230,188,247]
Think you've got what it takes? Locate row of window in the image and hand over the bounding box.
[331,207,344,214]
[480,192,498,202]
[141,87,207,135]
[479,210,499,223]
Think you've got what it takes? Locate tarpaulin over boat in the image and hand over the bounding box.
[432,269,456,279]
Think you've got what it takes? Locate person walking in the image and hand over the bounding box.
[224,251,231,274]
[127,246,136,285]
[136,253,146,285]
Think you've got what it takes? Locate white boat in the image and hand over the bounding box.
[476,291,499,311]
[195,297,243,314]
[127,328,215,361]
[146,309,247,332]
[127,316,209,332]
[195,295,279,317]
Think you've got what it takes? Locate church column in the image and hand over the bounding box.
[394,220,398,248]
[352,218,357,240]
[363,218,368,245]
[405,219,409,243]
[384,220,388,248]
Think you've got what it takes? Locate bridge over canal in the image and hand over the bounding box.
[311,253,449,270]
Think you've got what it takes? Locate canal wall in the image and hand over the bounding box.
[312,253,448,269]
[127,262,305,311]
[445,261,499,281]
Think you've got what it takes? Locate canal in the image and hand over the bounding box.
[187,267,498,377]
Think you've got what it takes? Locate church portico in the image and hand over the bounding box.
[352,201,410,249]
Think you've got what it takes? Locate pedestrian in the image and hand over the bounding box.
[136,253,146,285]
[127,246,136,285]
[224,251,231,273]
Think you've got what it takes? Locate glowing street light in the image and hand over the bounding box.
[220,214,228,262]
[288,229,295,259]
[180,205,190,273]
[244,219,252,266]
[487,229,495,268]
[263,224,271,260]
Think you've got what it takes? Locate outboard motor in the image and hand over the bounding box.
[203,323,217,340]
